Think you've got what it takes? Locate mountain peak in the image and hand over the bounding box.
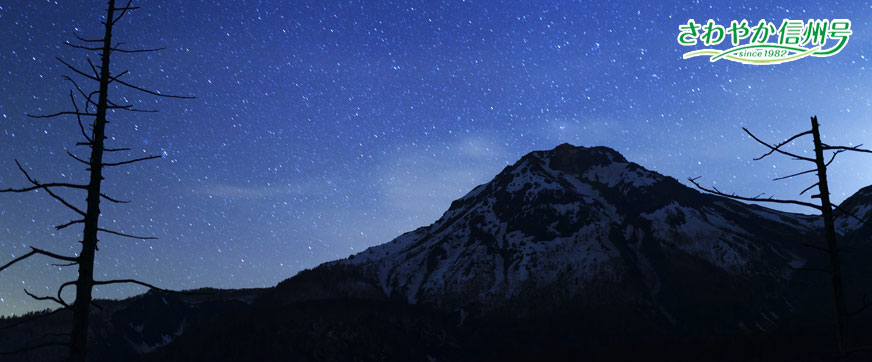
[506,143,658,196]
[531,143,628,175]
[340,143,820,314]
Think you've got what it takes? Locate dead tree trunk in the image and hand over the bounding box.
[0,1,192,360]
[811,116,849,360]
[67,1,116,360]
[688,115,872,361]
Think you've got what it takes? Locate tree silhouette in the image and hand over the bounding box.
[0,1,191,361]
[689,116,872,361]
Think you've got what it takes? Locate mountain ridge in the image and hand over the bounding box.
[3,143,872,362]
[334,143,822,322]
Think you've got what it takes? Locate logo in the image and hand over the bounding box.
[678,19,852,65]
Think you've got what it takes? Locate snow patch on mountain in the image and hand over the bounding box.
[337,144,834,311]
[642,202,753,271]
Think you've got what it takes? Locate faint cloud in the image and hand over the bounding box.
[380,135,511,228]
[455,136,502,158]
[197,182,319,199]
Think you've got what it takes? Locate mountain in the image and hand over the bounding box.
[3,143,871,362]
[337,144,819,321]
[836,184,872,236]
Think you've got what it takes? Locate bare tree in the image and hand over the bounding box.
[688,116,872,361]
[0,1,191,361]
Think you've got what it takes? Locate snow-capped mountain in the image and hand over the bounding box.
[336,143,829,329]
[5,143,872,362]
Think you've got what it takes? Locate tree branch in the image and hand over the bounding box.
[97,228,156,240]
[92,280,211,296]
[32,248,78,262]
[102,155,160,167]
[55,219,85,231]
[743,128,816,162]
[50,261,78,267]
[772,168,816,181]
[63,76,97,109]
[56,57,99,82]
[825,149,846,167]
[62,41,103,51]
[24,289,69,309]
[67,90,94,144]
[93,279,168,293]
[688,177,823,211]
[0,181,87,193]
[112,77,195,99]
[800,182,820,196]
[73,32,104,43]
[42,185,87,216]
[107,69,130,84]
[0,247,78,273]
[66,150,90,167]
[112,0,137,25]
[56,281,76,307]
[112,46,166,54]
[822,144,872,154]
[86,58,101,80]
[27,111,97,119]
[116,107,159,113]
[0,160,89,194]
[100,193,130,204]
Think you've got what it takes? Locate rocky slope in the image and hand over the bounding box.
[335,144,825,331]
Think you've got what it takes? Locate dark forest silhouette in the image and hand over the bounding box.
[0,1,191,361]
[689,116,872,361]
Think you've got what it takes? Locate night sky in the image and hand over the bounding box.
[1,0,871,316]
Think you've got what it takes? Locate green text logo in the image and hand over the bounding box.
[678,19,851,65]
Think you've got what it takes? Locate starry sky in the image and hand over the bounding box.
[1,0,871,316]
